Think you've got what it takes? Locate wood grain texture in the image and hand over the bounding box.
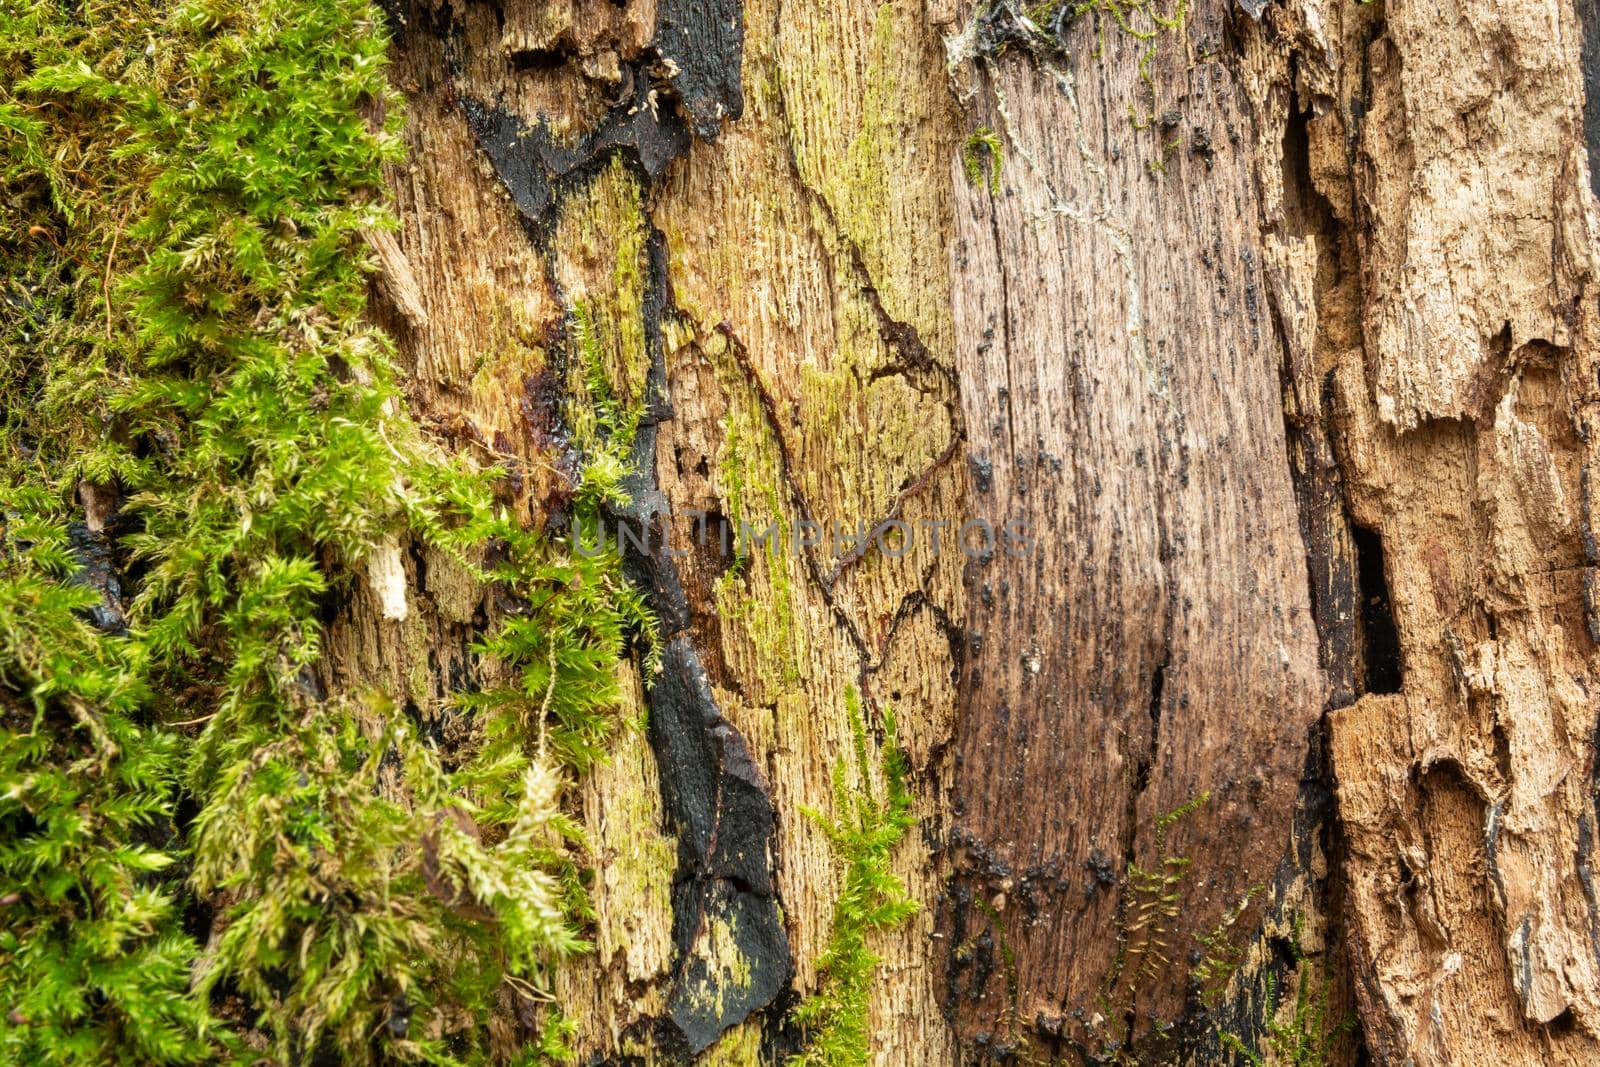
[364,0,968,1060]
[649,0,966,1057]
[350,0,1600,1058]
[940,2,1324,1056]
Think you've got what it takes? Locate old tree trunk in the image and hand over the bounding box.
[8,0,1600,1060]
[356,0,1600,1060]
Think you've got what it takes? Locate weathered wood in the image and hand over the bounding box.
[353,0,1600,1059]
[1239,0,1600,1058]
[646,1,966,1057]
[940,2,1324,1056]
[365,0,964,1061]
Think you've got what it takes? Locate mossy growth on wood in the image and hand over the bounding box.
[788,688,918,1066]
[1218,916,1356,1067]
[0,0,650,1062]
[1020,0,1189,81]
[963,127,1003,195]
[1190,884,1263,1007]
[1084,791,1209,1063]
[1121,792,1209,989]
[966,0,1190,171]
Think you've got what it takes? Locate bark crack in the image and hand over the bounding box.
[707,321,880,672]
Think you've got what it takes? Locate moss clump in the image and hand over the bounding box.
[962,127,1003,195]
[1026,0,1188,71]
[1218,924,1356,1067]
[0,507,220,1064]
[0,0,649,1062]
[559,156,651,485]
[788,688,917,1066]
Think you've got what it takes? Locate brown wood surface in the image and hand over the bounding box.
[941,2,1324,1054]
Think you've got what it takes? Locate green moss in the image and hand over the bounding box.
[684,911,756,1021]
[701,1021,765,1066]
[1121,792,1209,989]
[788,689,917,1067]
[718,409,748,568]
[1191,884,1262,1007]
[0,505,223,1064]
[0,0,650,1061]
[1144,133,1183,177]
[973,897,1023,1045]
[962,127,1003,195]
[1082,792,1209,1063]
[773,0,952,358]
[840,5,899,239]
[993,0,1189,165]
[559,159,652,519]
[1218,921,1356,1067]
[568,300,636,511]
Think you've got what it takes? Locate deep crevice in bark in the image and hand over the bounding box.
[1579,0,1600,201]
[1350,523,1402,695]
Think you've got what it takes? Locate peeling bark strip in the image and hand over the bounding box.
[624,230,793,1053]
[380,0,972,1054]
[643,0,969,1055]
[374,0,801,1054]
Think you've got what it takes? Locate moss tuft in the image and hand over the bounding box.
[962,127,1003,195]
[787,688,918,1066]
[981,0,1189,167]
[1218,919,1356,1067]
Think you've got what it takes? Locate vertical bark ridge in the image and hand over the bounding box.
[368,0,968,1060]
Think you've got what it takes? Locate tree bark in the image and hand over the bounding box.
[357,0,1600,1061]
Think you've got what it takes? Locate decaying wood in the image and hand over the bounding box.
[342,0,1600,1060]
[357,0,966,1060]
[940,2,1324,1057]
[1236,0,1600,1057]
